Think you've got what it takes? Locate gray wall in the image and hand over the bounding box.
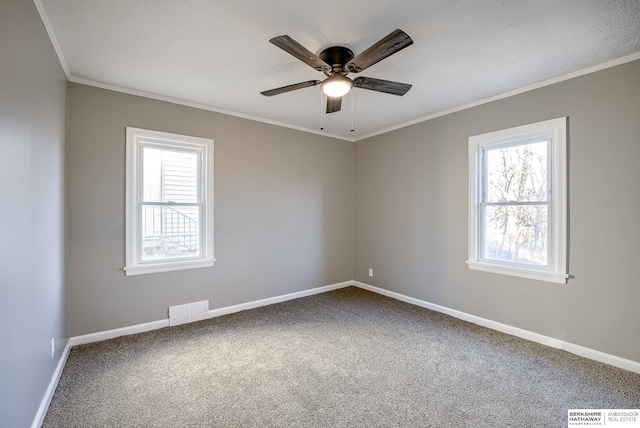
[0,0,68,426]
[66,84,354,336]
[354,59,640,362]
[2,4,637,424]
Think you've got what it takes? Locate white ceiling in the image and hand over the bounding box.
[37,0,640,141]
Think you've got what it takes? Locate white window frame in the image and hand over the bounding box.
[467,117,568,284]
[125,127,214,276]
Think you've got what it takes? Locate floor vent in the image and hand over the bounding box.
[169,300,209,326]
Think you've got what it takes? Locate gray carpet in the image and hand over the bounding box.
[43,287,640,427]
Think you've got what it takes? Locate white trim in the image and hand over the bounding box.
[562,342,640,375]
[68,319,170,347]
[31,340,71,428]
[69,77,352,142]
[38,278,639,427]
[124,259,215,276]
[467,261,569,284]
[125,127,215,276]
[356,51,640,141]
[208,281,352,318]
[467,117,568,283]
[352,281,640,374]
[33,0,71,78]
[67,281,353,347]
[63,280,640,374]
[67,53,640,143]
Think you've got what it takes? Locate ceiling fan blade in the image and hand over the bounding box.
[353,76,412,96]
[326,96,342,113]
[269,35,331,72]
[347,29,413,73]
[261,80,322,97]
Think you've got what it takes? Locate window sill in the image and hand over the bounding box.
[466,260,568,284]
[124,258,215,276]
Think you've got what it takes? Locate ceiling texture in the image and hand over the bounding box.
[37,0,640,141]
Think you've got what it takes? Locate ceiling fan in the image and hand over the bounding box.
[261,29,413,114]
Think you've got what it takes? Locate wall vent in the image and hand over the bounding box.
[169,300,209,326]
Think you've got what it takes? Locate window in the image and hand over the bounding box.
[125,127,214,276]
[468,117,567,283]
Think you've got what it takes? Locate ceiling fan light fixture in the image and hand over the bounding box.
[322,74,353,98]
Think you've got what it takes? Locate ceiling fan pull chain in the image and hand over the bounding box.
[350,90,355,133]
[320,88,325,131]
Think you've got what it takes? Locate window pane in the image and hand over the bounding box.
[486,141,547,202]
[483,204,548,266]
[142,147,198,203]
[141,205,200,260]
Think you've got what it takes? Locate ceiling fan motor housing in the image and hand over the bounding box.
[319,46,354,74]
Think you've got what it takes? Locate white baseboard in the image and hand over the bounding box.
[38,278,638,427]
[208,281,352,318]
[31,339,71,428]
[352,281,640,374]
[62,280,640,374]
[561,342,640,374]
[68,281,353,348]
[68,319,170,347]
[35,281,352,427]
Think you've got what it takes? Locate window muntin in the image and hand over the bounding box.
[126,128,214,276]
[468,118,567,284]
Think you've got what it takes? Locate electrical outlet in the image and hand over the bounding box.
[50,338,55,358]
[368,268,374,277]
